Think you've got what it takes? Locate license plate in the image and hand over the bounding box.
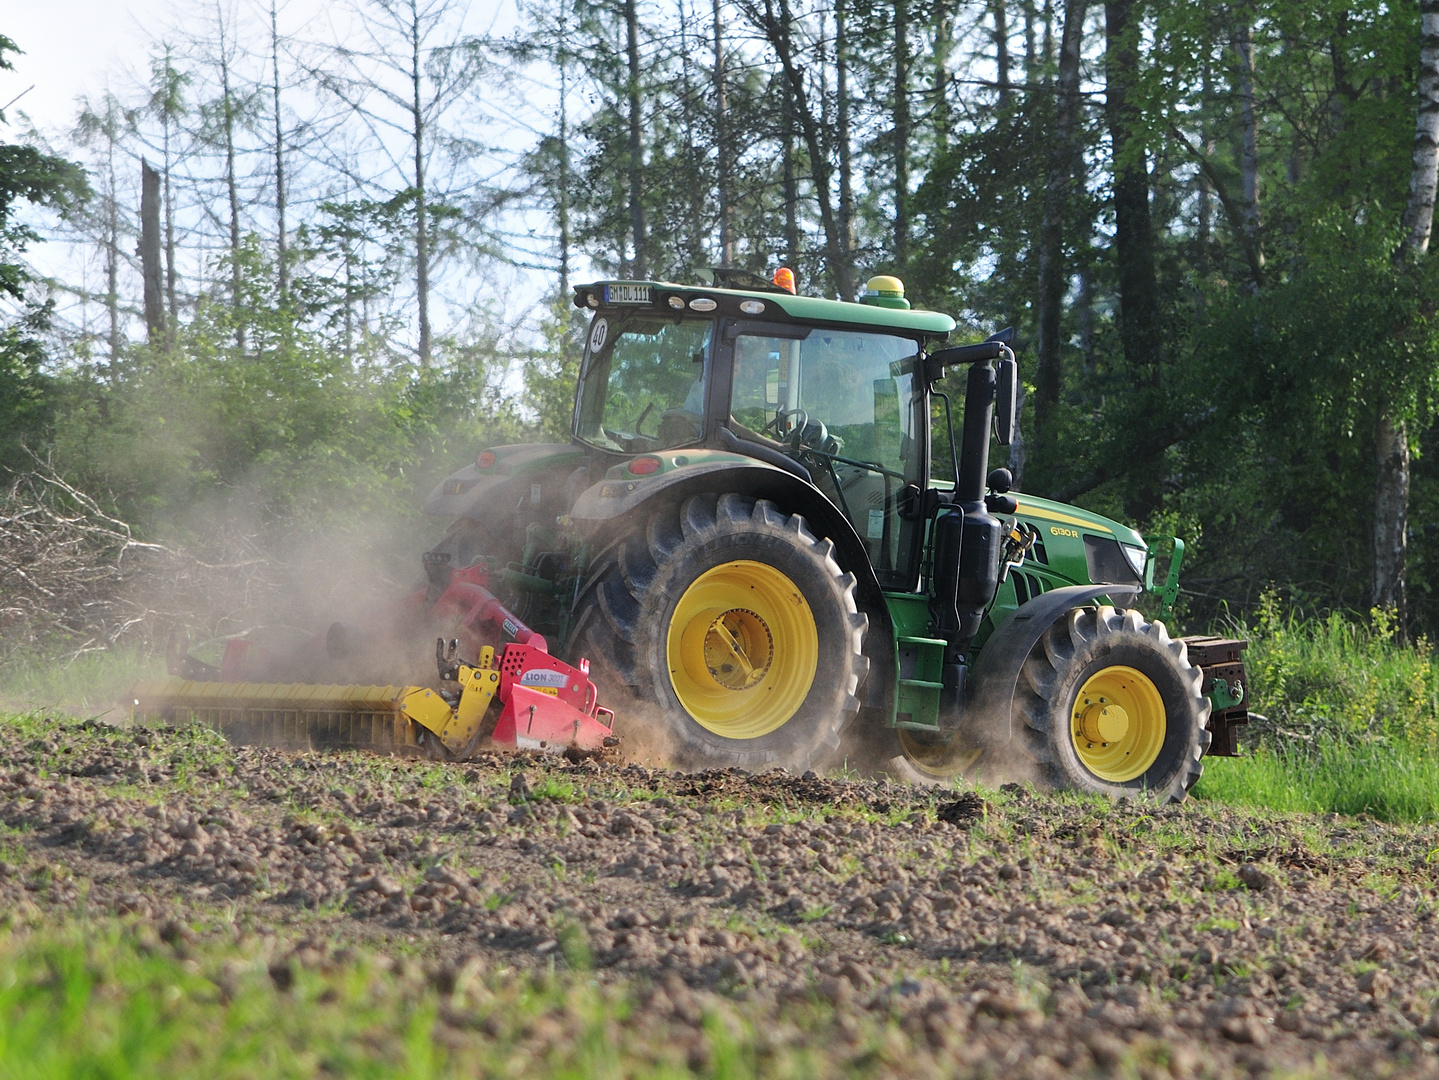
[604,283,651,305]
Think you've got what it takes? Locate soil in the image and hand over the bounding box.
[6,715,1439,1077]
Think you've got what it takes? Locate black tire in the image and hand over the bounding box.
[1015,605,1210,802]
[568,492,869,771]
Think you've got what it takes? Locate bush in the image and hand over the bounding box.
[1244,591,1439,753]
[1192,594,1439,821]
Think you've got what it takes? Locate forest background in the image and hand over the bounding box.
[4,0,1439,654]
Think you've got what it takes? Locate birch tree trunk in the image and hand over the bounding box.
[713,0,733,265]
[1034,0,1087,453]
[1401,0,1439,257]
[625,0,648,279]
[1372,0,1439,616]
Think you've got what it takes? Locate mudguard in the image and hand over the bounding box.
[964,583,1142,749]
[569,453,897,709]
[422,443,584,520]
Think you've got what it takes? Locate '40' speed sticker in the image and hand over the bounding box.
[589,318,609,354]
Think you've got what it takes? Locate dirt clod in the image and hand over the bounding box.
[1237,863,1274,891]
[936,792,986,827]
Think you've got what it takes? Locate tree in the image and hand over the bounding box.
[145,45,189,335]
[73,92,129,374]
[1372,0,1439,617]
[1033,0,1087,462]
[317,0,488,368]
[0,35,89,471]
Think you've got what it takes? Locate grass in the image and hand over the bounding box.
[0,645,165,717]
[8,596,1439,824]
[1182,598,1439,822]
[1194,740,1439,822]
[0,920,897,1079]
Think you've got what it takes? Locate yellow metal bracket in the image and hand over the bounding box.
[401,645,501,755]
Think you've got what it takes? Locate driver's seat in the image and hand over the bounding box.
[657,410,703,446]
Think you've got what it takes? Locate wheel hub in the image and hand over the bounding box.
[701,608,773,690]
[1078,698,1130,744]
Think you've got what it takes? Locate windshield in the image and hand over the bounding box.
[574,315,713,452]
[732,328,923,582]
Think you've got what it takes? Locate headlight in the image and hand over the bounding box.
[1121,543,1148,580]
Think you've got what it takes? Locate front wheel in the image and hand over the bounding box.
[1016,605,1211,802]
[568,493,869,771]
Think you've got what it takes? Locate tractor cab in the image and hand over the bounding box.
[568,275,951,589]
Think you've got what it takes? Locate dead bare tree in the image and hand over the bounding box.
[312,0,487,368]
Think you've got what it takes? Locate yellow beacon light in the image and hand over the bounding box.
[860,275,910,309]
[772,267,797,294]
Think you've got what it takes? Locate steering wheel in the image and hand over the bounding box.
[632,401,657,437]
[762,407,807,439]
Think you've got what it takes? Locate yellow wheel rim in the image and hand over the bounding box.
[1069,665,1166,782]
[895,728,981,780]
[666,560,818,739]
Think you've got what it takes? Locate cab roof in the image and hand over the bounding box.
[573,280,957,339]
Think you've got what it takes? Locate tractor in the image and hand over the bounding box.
[411,269,1248,799]
[140,268,1249,801]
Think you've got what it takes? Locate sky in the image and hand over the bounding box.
[3,0,525,133]
[2,0,564,352]
[5,1,196,134]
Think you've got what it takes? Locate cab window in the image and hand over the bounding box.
[732,329,922,582]
[574,315,713,452]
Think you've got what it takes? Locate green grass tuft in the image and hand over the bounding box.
[1194,740,1439,822]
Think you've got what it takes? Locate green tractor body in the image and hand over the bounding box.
[422,274,1249,799]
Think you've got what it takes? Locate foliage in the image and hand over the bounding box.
[6,0,1439,638]
[0,35,89,475]
[1191,596,1439,822]
[1244,592,1439,752]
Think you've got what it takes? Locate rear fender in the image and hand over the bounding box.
[422,443,585,520]
[570,458,895,707]
[964,583,1141,749]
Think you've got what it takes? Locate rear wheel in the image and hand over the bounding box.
[569,493,869,770]
[1016,606,1210,801]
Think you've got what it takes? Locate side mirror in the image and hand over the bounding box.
[994,354,1017,447]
